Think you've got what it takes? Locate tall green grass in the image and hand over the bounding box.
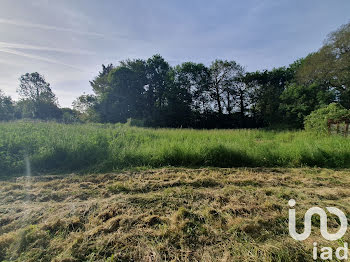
[1,121,350,176]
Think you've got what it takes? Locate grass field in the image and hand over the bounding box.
[1,121,350,176]
[2,122,350,261]
[1,168,349,261]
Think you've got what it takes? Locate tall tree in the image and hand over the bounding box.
[245,67,294,126]
[146,55,171,115]
[103,66,145,122]
[297,22,350,108]
[233,70,249,127]
[174,62,210,113]
[158,68,193,127]
[17,72,60,119]
[90,64,114,96]
[120,59,148,117]
[209,60,243,115]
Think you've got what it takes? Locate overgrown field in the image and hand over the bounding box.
[1,121,350,176]
[1,168,349,261]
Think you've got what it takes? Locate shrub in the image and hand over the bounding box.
[304,103,350,133]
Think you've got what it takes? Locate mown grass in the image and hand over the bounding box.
[1,168,350,261]
[1,121,350,176]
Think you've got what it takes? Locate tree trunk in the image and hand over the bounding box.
[215,85,222,115]
[226,90,231,115]
[239,89,245,127]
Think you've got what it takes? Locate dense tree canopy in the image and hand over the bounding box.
[1,22,350,129]
[297,22,350,108]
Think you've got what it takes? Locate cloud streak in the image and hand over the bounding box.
[0,41,95,55]
[0,47,86,71]
[0,18,105,38]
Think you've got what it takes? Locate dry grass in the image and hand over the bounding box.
[1,168,350,261]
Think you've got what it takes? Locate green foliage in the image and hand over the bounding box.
[3,122,350,177]
[280,83,335,128]
[87,57,255,128]
[174,62,210,113]
[0,23,348,129]
[99,65,145,123]
[297,22,350,108]
[60,108,80,123]
[16,72,61,120]
[72,94,99,122]
[89,64,114,96]
[244,67,295,126]
[304,103,350,133]
[209,60,244,115]
[0,89,15,121]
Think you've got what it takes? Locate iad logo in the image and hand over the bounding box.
[288,199,349,260]
[288,199,347,241]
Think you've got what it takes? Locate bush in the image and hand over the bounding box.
[304,103,350,133]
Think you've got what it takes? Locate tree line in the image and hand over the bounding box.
[1,22,349,129]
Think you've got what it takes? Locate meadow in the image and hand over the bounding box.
[1,167,350,261]
[2,122,350,261]
[1,121,350,176]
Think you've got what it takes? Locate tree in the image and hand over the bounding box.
[80,46,349,129]
[72,94,97,114]
[174,62,210,114]
[208,60,243,115]
[146,55,172,115]
[234,72,249,127]
[60,108,80,123]
[98,66,145,122]
[0,89,15,121]
[245,67,295,126]
[87,61,146,123]
[88,56,174,125]
[120,59,148,117]
[280,83,335,128]
[157,68,193,127]
[72,94,98,122]
[90,64,114,96]
[297,22,350,108]
[17,72,60,119]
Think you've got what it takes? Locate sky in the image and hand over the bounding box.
[0,0,349,107]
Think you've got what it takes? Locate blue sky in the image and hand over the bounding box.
[0,0,349,107]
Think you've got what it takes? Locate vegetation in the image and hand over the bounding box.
[16,72,61,120]
[1,168,350,261]
[0,17,349,262]
[1,22,349,129]
[0,90,15,121]
[304,103,350,133]
[2,122,350,177]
